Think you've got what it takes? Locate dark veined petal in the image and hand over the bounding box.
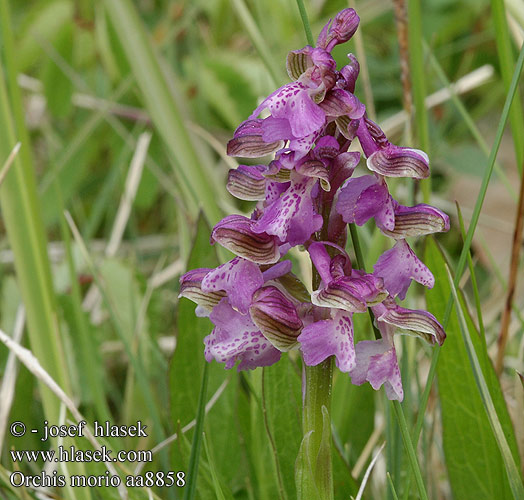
[201,257,263,314]
[376,302,446,346]
[380,203,450,239]
[296,159,331,191]
[250,286,303,351]
[298,310,355,372]
[319,88,365,119]
[179,268,225,311]
[211,215,281,265]
[317,8,360,52]
[205,299,281,370]
[286,47,314,80]
[373,240,434,300]
[227,165,266,201]
[340,54,360,93]
[363,117,389,149]
[227,119,284,158]
[367,145,430,179]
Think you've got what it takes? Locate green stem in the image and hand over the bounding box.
[297,359,334,500]
[295,0,314,46]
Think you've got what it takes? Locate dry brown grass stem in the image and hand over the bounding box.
[496,162,524,374]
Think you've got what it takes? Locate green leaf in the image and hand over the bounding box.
[42,21,74,118]
[169,213,223,427]
[425,238,521,500]
[262,354,302,500]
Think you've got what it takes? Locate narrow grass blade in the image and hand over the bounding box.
[407,0,430,202]
[455,203,485,341]
[103,0,222,223]
[355,441,385,500]
[391,401,428,500]
[445,266,524,500]
[230,0,283,87]
[202,433,228,500]
[0,141,20,187]
[491,0,524,171]
[183,362,210,500]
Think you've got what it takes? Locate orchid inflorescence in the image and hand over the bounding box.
[180,8,449,401]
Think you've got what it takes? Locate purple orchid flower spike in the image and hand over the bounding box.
[180,8,449,407]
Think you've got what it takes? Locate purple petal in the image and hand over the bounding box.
[308,242,334,285]
[227,165,266,201]
[211,215,280,264]
[319,88,365,119]
[373,240,434,300]
[179,268,225,311]
[261,260,293,282]
[380,203,450,239]
[314,135,340,159]
[367,145,430,179]
[201,257,263,314]
[253,175,323,246]
[350,339,403,401]
[252,82,326,138]
[339,54,360,93]
[260,116,293,142]
[336,175,395,230]
[376,300,446,346]
[250,286,303,351]
[227,119,284,158]
[296,159,330,191]
[289,129,322,160]
[317,8,360,52]
[205,299,281,370]
[298,310,355,372]
[312,276,367,313]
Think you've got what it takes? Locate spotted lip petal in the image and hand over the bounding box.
[252,173,323,246]
[249,286,303,351]
[205,299,281,370]
[227,119,284,158]
[373,239,434,300]
[251,81,326,139]
[298,310,355,372]
[350,337,403,401]
[211,215,281,264]
[375,300,446,346]
[367,145,430,179]
[227,165,267,201]
[380,203,450,239]
[336,175,395,231]
[201,257,264,314]
[179,268,225,311]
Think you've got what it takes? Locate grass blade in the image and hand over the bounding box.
[445,265,524,499]
[103,0,223,223]
[491,0,524,171]
[183,362,210,500]
[407,0,430,202]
